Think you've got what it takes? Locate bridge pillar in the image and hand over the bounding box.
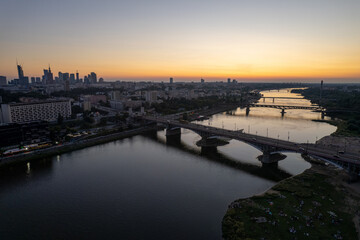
[263,98,265,102]
[321,111,325,120]
[166,126,181,143]
[273,98,275,103]
[166,126,181,137]
[281,109,286,117]
[246,106,250,116]
[196,136,229,147]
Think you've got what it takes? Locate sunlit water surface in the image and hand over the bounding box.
[0,88,335,239]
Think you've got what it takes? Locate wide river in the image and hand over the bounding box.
[0,89,336,239]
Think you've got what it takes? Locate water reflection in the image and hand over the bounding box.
[144,131,293,182]
[196,88,336,143]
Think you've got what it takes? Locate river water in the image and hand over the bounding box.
[0,89,336,239]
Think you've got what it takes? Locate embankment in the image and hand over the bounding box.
[0,126,157,167]
[222,163,360,239]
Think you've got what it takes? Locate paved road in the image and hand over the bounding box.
[145,116,360,166]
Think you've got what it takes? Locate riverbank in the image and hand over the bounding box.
[0,126,158,167]
[222,163,360,239]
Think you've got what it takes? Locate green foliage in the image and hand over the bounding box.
[222,170,359,240]
[57,113,64,125]
[293,87,360,136]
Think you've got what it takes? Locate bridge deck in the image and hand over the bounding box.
[144,116,360,169]
[251,104,322,110]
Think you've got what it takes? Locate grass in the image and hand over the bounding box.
[313,119,360,137]
[222,166,360,240]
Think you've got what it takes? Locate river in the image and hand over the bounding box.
[0,88,336,239]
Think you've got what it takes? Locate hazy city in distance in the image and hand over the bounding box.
[0,0,360,240]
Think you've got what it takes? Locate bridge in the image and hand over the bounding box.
[260,96,304,103]
[143,116,360,178]
[246,104,324,117]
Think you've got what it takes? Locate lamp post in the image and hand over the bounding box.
[248,125,250,134]
[306,140,309,153]
[267,128,268,137]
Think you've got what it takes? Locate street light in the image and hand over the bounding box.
[267,128,268,137]
[248,125,250,134]
[288,131,290,141]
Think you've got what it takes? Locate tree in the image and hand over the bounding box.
[57,113,64,125]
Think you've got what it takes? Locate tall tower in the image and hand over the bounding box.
[17,63,24,80]
[320,80,323,104]
[76,71,79,82]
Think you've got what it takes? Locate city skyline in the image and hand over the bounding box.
[1,0,360,82]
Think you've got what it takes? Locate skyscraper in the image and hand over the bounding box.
[58,72,63,83]
[76,71,79,82]
[0,76,6,85]
[70,73,75,84]
[90,72,97,83]
[170,77,173,84]
[43,66,54,84]
[17,64,24,80]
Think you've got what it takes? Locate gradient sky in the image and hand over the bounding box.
[1,0,359,82]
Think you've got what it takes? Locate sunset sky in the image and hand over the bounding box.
[0,0,359,82]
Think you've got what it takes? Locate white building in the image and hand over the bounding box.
[145,91,157,103]
[1,100,71,123]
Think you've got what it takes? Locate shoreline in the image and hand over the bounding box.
[0,126,158,168]
[0,104,243,168]
[222,161,360,239]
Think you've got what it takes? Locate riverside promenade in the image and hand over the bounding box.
[0,126,158,167]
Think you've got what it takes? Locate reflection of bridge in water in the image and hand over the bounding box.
[143,116,360,178]
[143,130,293,182]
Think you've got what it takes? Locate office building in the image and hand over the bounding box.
[43,66,54,84]
[31,77,35,84]
[17,64,24,80]
[90,72,97,83]
[145,91,157,103]
[0,76,6,85]
[170,77,173,84]
[1,100,71,123]
[70,73,75,84]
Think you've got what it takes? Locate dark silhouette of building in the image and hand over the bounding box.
[70,73,75,84]
[43,66,54,84]
[0,76,6,85]
[17,64,24,80]
[0,122,50,147]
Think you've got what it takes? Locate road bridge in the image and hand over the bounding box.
[143,116,360,177]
